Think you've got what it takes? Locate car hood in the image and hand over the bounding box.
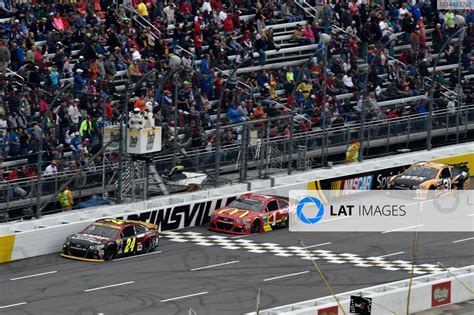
[391,175,429,188]
[213,207,257,221]
[67,233,111,246]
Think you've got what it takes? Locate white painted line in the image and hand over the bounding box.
[160,291,208,302]
[303,242,332,249]
[468,214,474,217]
[231,234,252,239]
[263,271,310,282]
[382,225,424,234]
[114,251,162,261]
[84,281,135,292]
[452,237,474,243]
[379,251,405,258]
[10,270,58,281]
[0,302,27,309]
[191,260,240,271]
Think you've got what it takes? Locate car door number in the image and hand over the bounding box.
[124,237,136,253]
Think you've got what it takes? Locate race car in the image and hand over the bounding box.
[209,193,289,235]
[61,218,159,262]
[386,162,470,191]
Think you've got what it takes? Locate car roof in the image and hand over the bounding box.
[95,218,131,228]
[238,193,284,202]
[413,162,447,169]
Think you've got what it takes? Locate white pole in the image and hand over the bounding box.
[256,288,261,315]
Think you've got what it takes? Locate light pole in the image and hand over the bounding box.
[455,29,464,144]
[156,66,183,166]
[214,58,252,182]
[36,82,73,218]
[426,27,465,150]
[358,33,403,162]
[289,46,326,175]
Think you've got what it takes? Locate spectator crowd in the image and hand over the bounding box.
[0,0,472,204]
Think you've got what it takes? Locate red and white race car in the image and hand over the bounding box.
[209,193,289,234]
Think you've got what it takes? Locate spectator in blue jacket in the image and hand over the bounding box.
[9,128,20,157]
[227,104,245,123]
[73,69,86,93]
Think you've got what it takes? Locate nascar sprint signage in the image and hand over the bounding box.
[289,190,474,232]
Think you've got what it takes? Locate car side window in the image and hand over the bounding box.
[440,168,451,179]
[135,225,147,234]
[278,200,289,209]
[266,200,279,212]
[121,226,135,238]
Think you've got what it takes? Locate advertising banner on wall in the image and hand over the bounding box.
[318,306,338,315]
[432,281,451,307]
[437,0,473,10]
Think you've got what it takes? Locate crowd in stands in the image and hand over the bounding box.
[0,0,472,201]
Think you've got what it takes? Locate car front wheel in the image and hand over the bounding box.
[251,220,260,234]
[104,246,116,261]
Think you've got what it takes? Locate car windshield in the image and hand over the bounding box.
[228,199,265,212]
[404,166,438,179]
[82,224,118,238]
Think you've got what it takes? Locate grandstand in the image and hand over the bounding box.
[0,0,472,221]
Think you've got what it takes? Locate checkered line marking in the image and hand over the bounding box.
[162,231,443,274]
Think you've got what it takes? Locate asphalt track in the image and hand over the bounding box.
[0,188,473,314]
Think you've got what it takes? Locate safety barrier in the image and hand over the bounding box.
[246,266,474,315]
[0,143,473,262]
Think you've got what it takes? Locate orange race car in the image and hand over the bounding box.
[209,193,289,234]
[386,162,470,191]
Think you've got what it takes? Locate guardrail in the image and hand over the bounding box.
[247,266,474,315]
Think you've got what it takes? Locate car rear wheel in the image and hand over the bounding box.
[251,220,260,234]
[104,246,116,261]
[143,240,152,253]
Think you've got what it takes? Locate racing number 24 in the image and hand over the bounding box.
[124,237,136,253]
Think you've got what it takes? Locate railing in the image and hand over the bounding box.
[424,76,459,98]
[387,54,408,77]
[6,69,25,82]
[1,104,473,220]
[121,5,162,38]
[294,0,316,19]
[153,104,474,176]
[0,162,119,213]
[302,0,320,17]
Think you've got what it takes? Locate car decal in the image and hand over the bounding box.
[217,208,250,218]
[217,208,237,214]
[104,219,126,225]
[238,210,250,218]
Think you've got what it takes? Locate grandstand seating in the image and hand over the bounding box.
[0,1,471,219]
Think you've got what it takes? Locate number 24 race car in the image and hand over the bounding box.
[61,219,159,262]
[209,193,289,235]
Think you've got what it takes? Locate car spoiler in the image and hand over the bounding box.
[123,219,158,230]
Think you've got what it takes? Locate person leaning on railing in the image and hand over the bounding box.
[58,185,74,211]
